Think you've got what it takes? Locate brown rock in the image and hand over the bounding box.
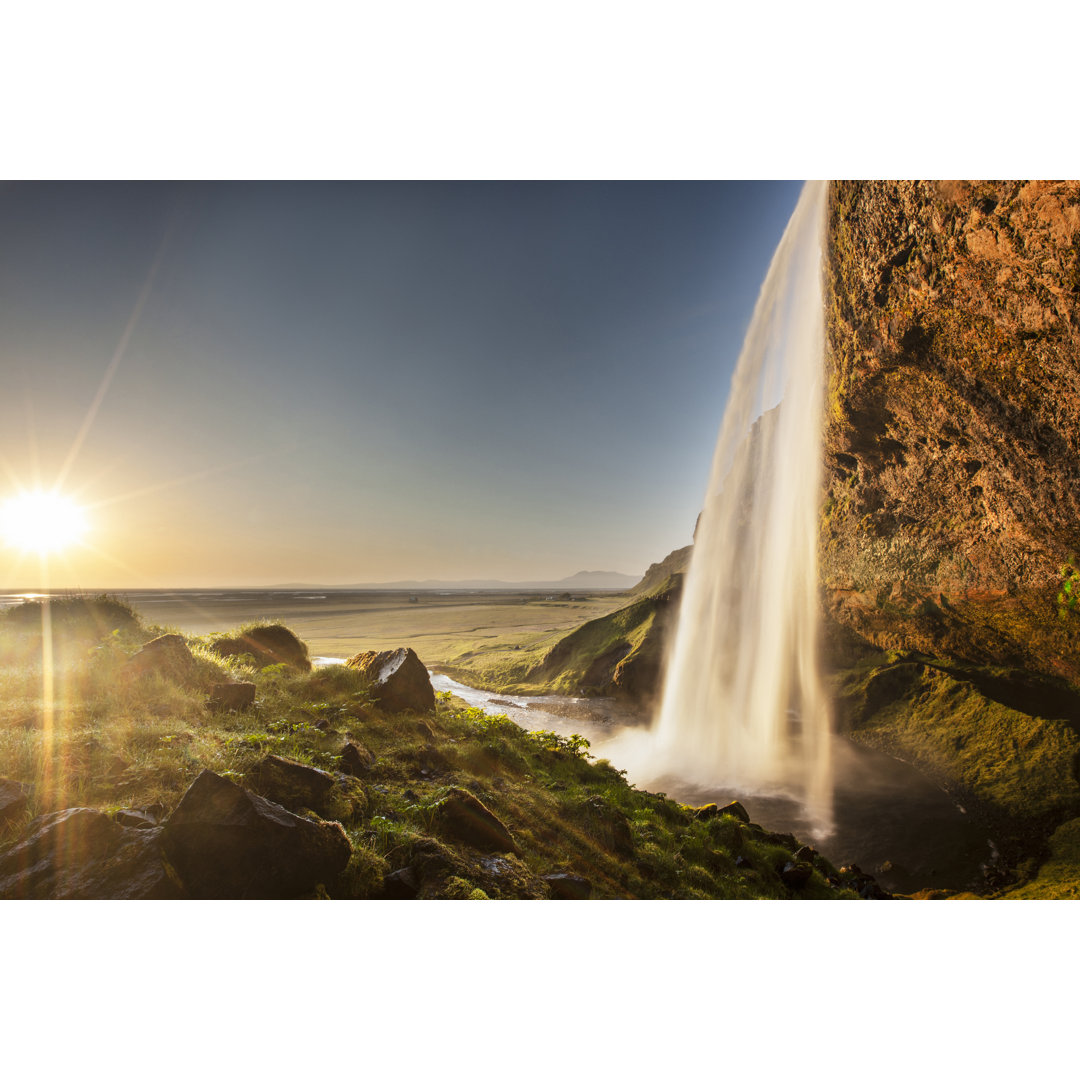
[125,634,196,681]
[244,755,335,813]
[345,647,435,714]
[781,860,813,888]
[209,681,256,710]
[162,769,351,898]
[542,872,592,899]
[433,787,517,853]
[339,741,375,776]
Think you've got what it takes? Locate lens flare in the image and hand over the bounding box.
[0,491,88,554]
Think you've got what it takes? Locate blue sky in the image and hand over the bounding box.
[0,180,801,586]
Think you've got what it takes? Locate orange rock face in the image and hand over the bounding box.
[823,181,1080,680]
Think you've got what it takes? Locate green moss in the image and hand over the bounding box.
[839,654,1080,831]
[1002,817,1080,898]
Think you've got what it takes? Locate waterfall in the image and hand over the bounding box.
[631,180,834,835]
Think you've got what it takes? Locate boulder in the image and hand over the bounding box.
[795,845,818,863]
[162,769,351,899]
[719,800,750,824]
[245,755,336,813]
[381,866,419,900]
[125,634,196,682]
[542,872,592,900]
[339,741,376,776]
[691,803,719,820]
[433,787,517,853]
[0,778,30,827]
[781,860,814,888]
[0,808,183,899]
[209,681,256,711]
[345,647,434,714]
[210,624,310,671]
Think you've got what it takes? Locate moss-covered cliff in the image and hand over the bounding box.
[824,181,1080,683]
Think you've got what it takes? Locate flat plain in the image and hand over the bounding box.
[124,589,630,676]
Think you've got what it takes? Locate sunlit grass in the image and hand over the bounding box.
[0,595,855,899]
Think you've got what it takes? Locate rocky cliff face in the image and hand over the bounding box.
[823,181,1080,681]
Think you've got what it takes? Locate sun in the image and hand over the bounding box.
[0,491,89,554]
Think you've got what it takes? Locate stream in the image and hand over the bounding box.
[430,673,994,895]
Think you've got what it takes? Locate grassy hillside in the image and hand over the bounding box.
[441,575,681,702]
[0,596,853,900]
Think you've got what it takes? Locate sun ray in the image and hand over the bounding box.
[55,218,174,491]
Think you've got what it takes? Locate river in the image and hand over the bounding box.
[429,673,994,895]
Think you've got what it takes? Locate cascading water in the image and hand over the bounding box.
[621,180,834,836]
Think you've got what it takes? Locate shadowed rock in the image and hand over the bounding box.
[345,647,434,714]
[162,769,351,899]
[381,866,420,899]
[126,634,196,682]
[691,803,719,820]
[209,681,256,711]
[781,860,813,888]
[245,755,336,813]
[720,800,750,824]
[0,807,183,899]
[0,779,30,827]
[339,741,376,776]
[210,624,311,671]
[543,872,592,900]
[433,787,517,853]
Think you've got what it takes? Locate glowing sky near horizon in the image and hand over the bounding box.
[0,181,801,587]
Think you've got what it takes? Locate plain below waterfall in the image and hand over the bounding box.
[613,180,834,837]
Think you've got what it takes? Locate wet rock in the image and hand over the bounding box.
[114,809,158,829]
[210,624,311,671]
[382,866,419,899]
[125,634,196,682]
[345,647,435,714]
[0,778,31,826]
[720,800,751,824]
[339,741,376,776]
[433,787,517,853]
[781,860,814,888]
[0,808,183,899]
[543,872,592,900]
[162,769,351,898]
[691,803,719,820]
[244,755,336,814]
[209,681,256,711]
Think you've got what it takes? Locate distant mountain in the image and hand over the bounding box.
[267,571,639,591]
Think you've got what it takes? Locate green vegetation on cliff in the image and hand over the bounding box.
[441,575,682,702]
